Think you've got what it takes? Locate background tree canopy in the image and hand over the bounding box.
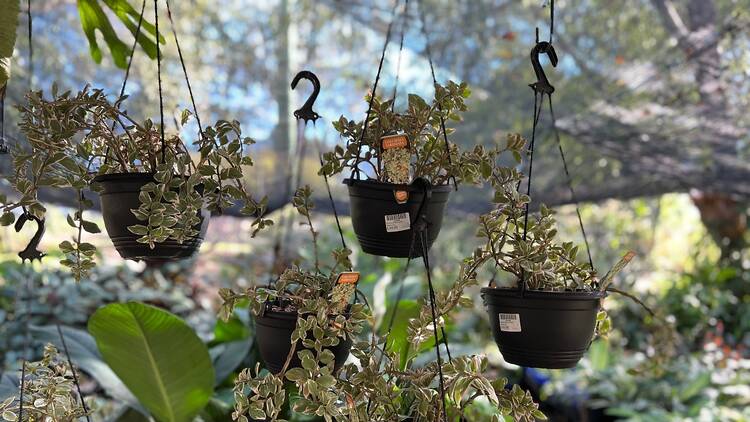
[3,0,749,210]
[0,1,749,420]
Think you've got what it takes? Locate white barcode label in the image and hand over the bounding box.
[384,212,411,233]
[498,313,521,332]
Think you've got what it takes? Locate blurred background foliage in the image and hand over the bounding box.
[1,0,750,420]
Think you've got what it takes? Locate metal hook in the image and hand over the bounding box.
[15,208,46,263]
[291,70,321,124]
[529,38,558,95]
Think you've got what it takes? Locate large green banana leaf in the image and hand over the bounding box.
[88,302,215,422]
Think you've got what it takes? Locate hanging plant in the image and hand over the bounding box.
[0,343,92,421]
[320,81,518,258]
[475,135,634,368]
[322,81,480,186]
[219,185,363,375]
[221,192,546,420]
[0,85,272,279]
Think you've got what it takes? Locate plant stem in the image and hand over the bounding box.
[276,339,298,376]
[605,287,656,317]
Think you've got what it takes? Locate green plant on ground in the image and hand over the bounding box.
[320,81,514,186]
[542,340,750,421]
[0,85,272,280]
[0,298,257,422]
[88,302,216,422]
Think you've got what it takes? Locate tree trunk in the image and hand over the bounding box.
[272,0,297,199]
[652,0,747,259]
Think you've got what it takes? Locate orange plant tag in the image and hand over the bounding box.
[381,134,409,150]
[336,272,360,285]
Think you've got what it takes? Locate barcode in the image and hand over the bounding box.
[385,213,407,221]
[498,313,521,332]
[384,212,410,232]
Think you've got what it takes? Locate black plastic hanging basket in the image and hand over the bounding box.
[481,287,605,369]
[344,178,451,258]
[254,308,353,374]
[94,172,209,263]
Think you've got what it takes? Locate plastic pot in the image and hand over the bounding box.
[94,172,209,263]
[254,308,353,374]
[481,287,605,369]
[344,178,451,258]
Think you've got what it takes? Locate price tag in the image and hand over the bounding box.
[499,313,521,332]
[384,212,411,233]
[336,272,360,285]
[381,134,409,150]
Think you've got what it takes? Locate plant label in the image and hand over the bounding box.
[333,272,360,312]
[385,212,411,233]
[381,134,411,184]
[498,313,521,332]
[336,272,360,285]
[381,134,409,150]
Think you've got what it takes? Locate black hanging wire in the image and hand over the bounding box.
[165,0,203,136]
[548,0,554,43]
[489,90,543,289]
[351,0,399,180]
[17,3,33,419]
[381,182,437,334]
[17,267,32,422]
[419,229,449,421]
[287,68,349,266]
[26,0,32,87]
[104,0,147,165]
[416,0,457,191]
[376,191,453,419]
[340,3,452,417]
[293,120,309,198]
[315,137,348,253]
[0,90,6,154]
[520,0,594,296]
[118,0,147,102]
[548,95,594,271]
[519,92,543,294]
[154,0,166,164]
[269,119,308,279]
[390,0,409,112]
[368,228,415,418]
[56,324,91,419]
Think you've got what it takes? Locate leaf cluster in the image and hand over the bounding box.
[224,225,544,421]
[0,344,91,422]
[0,85,270,280]
[463,134,598,291]
[321,81,511,186]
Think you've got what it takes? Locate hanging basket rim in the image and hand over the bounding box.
[343,177,452,193]
[93,172,207,193]
[92,172,157,183]
[258,301,353,319]
[480,286,606,300]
